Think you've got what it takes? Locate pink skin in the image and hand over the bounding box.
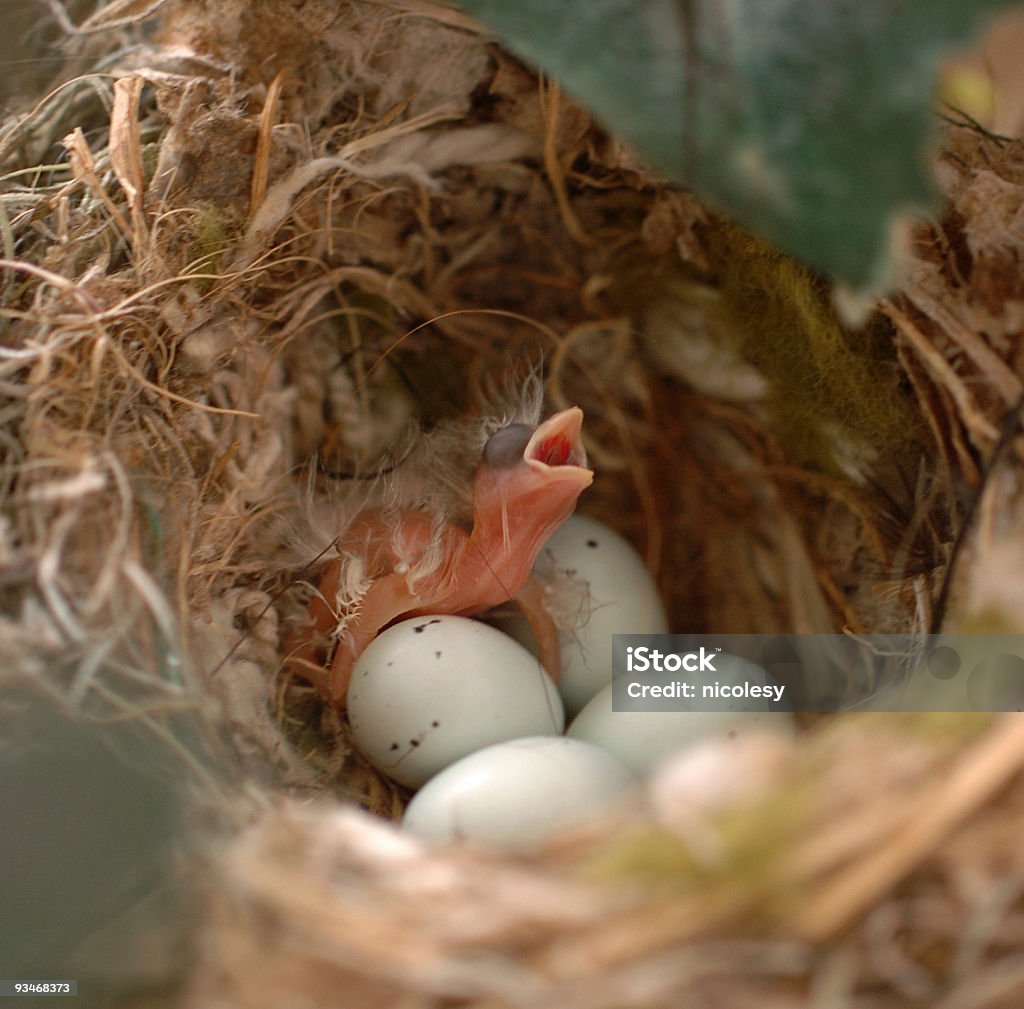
[286,408,594,708]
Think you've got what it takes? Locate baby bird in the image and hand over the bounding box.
[285,406,593,708]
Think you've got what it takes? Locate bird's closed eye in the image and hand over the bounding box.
[482,423,535,469]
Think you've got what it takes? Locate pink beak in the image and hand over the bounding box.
[522,407,593,487]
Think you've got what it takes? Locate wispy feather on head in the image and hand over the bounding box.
[282,363,549,568]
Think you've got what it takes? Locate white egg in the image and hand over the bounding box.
[402,736,635,848]
[347,615,564,789]
[535,515,668,715]
[568,655,795,777]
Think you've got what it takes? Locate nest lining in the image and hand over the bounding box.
[4,0,1024,1005]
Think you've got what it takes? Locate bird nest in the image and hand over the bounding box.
[4,1,1024,1006]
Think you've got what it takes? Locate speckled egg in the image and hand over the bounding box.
[535,514,668,715]
[568,676,795,778]
[402,735,636,847]
[347,615,564,788]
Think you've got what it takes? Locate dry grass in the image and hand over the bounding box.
[4,1,1024,1006]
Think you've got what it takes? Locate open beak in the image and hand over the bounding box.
[524,407,593,486]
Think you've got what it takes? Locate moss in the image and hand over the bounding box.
[189,205,234,281]
[587,825,703,884]
[586,782,811,926]
[703,221,924,476]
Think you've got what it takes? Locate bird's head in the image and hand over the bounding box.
[470,407,593,560]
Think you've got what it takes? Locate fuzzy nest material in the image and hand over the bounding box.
[4,1,1024,1006]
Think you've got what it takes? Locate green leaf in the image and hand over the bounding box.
[459,0,1012,286]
